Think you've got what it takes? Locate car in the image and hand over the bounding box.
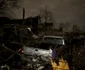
[21,35,65,61]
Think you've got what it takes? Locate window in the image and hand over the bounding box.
[43,37,65,45]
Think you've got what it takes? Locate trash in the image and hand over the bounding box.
[50,58,69,70]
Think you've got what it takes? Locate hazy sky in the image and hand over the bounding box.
[11,0,85,29]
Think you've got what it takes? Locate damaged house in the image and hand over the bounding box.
[0,16,41,44]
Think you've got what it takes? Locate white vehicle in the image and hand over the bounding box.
[22,35,65,61]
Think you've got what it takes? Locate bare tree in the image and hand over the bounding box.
[58,23,65,32]
[0,0,20,18]
[72,24,81,32]
[39,6,53,24]
[0,0,20,9]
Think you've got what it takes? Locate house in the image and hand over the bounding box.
[0,16,41,43]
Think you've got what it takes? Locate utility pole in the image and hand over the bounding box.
[23,8,25,25]
[20,8,25,44]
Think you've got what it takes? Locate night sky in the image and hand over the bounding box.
[11,0,85,30]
